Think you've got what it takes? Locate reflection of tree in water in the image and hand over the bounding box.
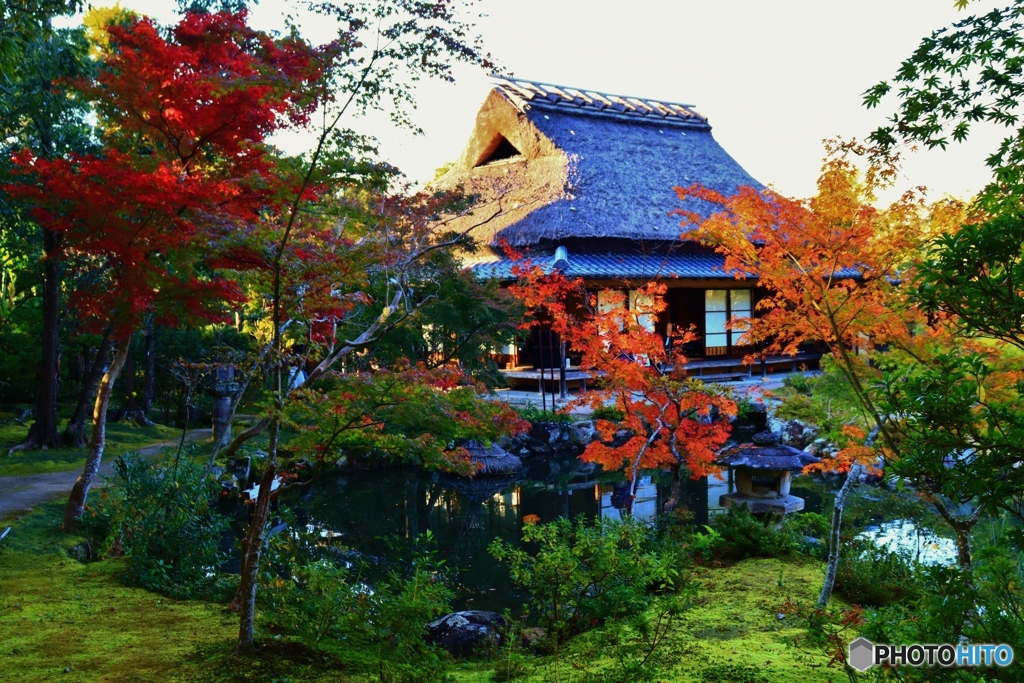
[434,472,521,607]
[292,461,671,611]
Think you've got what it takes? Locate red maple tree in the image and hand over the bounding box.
[8,10,321,529]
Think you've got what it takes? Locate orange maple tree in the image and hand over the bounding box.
[674,140,965,468]
[507,245,736,511]
[674,141,992,598]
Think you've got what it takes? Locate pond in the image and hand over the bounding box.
[283,455,830,613]
[278,449,956,613]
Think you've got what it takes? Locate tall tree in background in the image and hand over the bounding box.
[8,10,321,528]
[1,0,91,451]
[676,143,937,461]
[183,0,507,651]
[863,0,1024,547]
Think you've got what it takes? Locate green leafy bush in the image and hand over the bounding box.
[513,404,573,425]
[782,372,813,395]
[260,532,456,683]
[488,516,681,645]
[833,538,921,607]
[709,507,797,560]
[658,521,722,565]
[85,451,231,599]
[774,358,871,443]
[861,539,1024,682]
[591,405,625,423]
[786,511,830,539]
[773,394,817,424]
[733,397,760,421]
[599,593,691,683]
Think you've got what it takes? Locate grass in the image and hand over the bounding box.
[0,502,852,683]
[0,417,186,477]
[0,501,236,683]
[451,556,847,683]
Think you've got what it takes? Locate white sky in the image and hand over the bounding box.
[91,0,1006,200]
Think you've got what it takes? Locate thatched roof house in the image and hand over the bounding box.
[435,78,821,377]
[435,78,762,253]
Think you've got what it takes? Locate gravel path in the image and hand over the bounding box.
[0,429,211,520]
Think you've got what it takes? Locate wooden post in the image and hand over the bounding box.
[559,338,567,399]
[539,329,547,412]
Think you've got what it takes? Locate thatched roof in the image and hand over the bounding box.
[717,444,820,472]
[434,77,762,251]
[463,441,523,475]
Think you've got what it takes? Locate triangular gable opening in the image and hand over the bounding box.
[475,135,522,167]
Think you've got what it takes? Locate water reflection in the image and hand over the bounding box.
[291,460,681,611]
[857,520,958,566]
[287,461,830,612]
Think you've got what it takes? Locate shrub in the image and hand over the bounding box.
[591,405,625,423]
[260,532,456,683]
[709,507,797,560]
[513,404,573,424]
[734,397,759,421]
[85,451,232,599]
[786,511,830,539]
[773,394,818,424]
[833,538,921,607]
[488,516,680,644]
[595,593,690,683]
[782,371,813,395]
[861,541,1024,682]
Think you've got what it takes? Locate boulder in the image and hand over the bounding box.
[804,438,829,456]
[768,417,818,449]
[611,429,633,448]
[227,457,251,480]
[520,627,547,647]
[505,421,582,458]
[570,420,596,446]
[425,610,507,655]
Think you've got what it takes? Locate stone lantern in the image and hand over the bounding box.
[211,365,240,448]
[717,434,819,517]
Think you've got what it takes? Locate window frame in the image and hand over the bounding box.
[703,288,753,356]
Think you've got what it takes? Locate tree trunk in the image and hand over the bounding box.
[928,495,980,573]
[817,463,863,608]
[140,316,156,415]
[63,332,113,447]
[953,526,972,571]
[120,337,154,426]
[15,229,62,452]
[62,340,130,530]
[663,464,682,513]
[233,429,280,650]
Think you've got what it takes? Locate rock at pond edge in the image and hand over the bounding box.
[425,610,507,655]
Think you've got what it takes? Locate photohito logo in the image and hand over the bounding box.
[848,638,1015,672]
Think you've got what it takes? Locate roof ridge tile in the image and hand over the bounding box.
[493,76,709,127]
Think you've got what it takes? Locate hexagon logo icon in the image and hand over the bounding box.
[849,637,875,672]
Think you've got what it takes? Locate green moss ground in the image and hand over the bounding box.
[0,502,236,683]
[0,418,182,477]
[1,502,851,683]
[452,557,847,683]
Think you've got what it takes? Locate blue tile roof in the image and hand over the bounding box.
[469,252,863,282]
[469,252,744,280]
